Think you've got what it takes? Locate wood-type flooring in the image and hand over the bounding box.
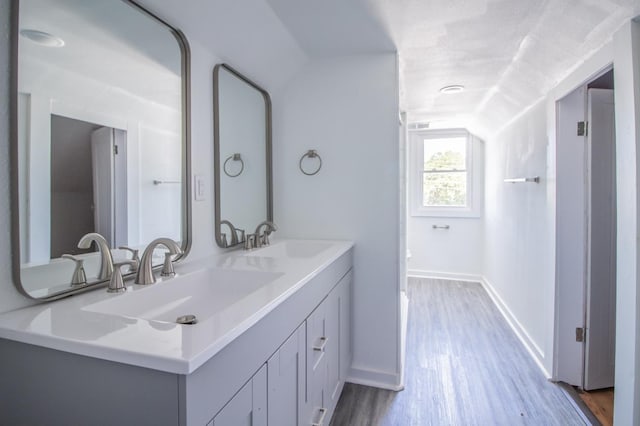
[330,278,587,426]
[578,388,614,426]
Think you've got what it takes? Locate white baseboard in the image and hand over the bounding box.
[408,269,483,283]
[347,365,404,391]
[480,276,551,378]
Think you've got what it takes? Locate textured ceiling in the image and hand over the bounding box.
[267,0,640,138]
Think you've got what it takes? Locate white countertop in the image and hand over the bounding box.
[0,239,353,374]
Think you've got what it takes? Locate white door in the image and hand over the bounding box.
[91,127,128,248]
[91,127,115,246]
[555,86,588,386]
[584,88,616,390]
[112,129,128,247]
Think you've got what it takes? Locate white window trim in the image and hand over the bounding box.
[409,128,483,218]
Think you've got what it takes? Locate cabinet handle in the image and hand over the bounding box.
[312,336,329,352]
[311,407,327,426]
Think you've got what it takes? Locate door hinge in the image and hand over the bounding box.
[576,327,585,342]
[577,121,588,137]
[114,145,119,155]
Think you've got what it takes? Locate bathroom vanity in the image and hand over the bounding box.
[0,240,353,425]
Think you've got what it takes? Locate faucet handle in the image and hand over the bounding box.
[109,260,136,293]
[118,246,140,273]
[61,254,87,287]
[255,233,265,249]
[235,228,246,245]
[161,252,178,277]
[244,233,257,250]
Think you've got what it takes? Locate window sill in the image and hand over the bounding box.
[410,207,481,219]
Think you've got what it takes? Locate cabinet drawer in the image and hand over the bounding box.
[307,297,328,395]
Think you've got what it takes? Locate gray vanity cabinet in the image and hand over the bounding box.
[209,271,352,426]
[209,365,267,426]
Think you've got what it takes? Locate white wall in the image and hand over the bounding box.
[407,136,484,279]
[483,99,556,373]
[273,54,401,388]
[408,217,484,279]
[612,19,640,426]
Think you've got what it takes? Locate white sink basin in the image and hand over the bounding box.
[243,241,332,258]
[83,268,284,323]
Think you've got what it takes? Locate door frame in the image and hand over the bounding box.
[552,65,616,388]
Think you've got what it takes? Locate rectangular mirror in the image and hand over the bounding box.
[11,0,191,300]
[213,64,272,248]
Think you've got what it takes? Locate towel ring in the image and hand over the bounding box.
[223,153,244,177]
[299,150,322,176]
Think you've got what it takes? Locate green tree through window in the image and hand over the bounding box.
[423,138,467,207]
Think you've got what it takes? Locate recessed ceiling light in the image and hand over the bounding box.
[440,85,464,94]
[20,29,65,47]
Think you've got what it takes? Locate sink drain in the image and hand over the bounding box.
[176,314,198,325]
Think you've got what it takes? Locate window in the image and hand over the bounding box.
[410,129,482,217]
[422,136,468,207]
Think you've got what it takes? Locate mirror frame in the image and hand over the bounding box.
[213,63,273,248]
[9,0,192,301]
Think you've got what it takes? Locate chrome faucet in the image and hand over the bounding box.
[135,238,183,285]
[220,220,244,247]
[77,233,114,280]
[254,221,277,248]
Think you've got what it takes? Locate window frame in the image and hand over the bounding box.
[409,128,482,218]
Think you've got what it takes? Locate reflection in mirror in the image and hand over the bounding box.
[12,0,191,300]
[214,64,272,248]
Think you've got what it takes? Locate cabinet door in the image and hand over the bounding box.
[267,324,305,426]
[324,271,353,420]
[325,289,341,412]
[210,365,267,426]
[339,271,352,383]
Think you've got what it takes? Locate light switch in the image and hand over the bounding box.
[194,174,205,201]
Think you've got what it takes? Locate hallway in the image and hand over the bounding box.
[331,278,586,425]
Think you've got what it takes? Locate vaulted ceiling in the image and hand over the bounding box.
[267,0,640,138]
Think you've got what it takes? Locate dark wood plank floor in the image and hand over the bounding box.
[331,278,586,426]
